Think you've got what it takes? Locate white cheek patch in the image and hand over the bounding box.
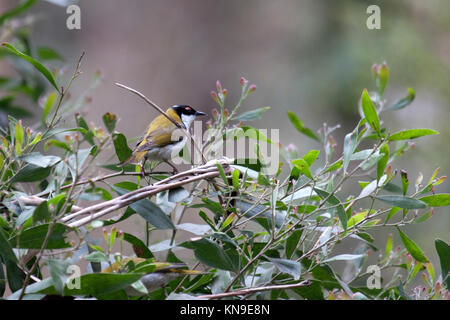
[181,114,196,129]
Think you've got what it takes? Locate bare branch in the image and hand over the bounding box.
[62,158,233,228]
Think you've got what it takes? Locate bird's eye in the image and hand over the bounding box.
[185,107,191,111]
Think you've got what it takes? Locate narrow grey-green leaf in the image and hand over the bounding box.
[343,127,358,173]
[10,164,52,183]
[388,129,438,141]
[2,42,59,92]
[268,258,301,280]
[419,194,450,207]
[112,186,175,229]
[20,152,61,168]
[10,223,69,249]
[285,229,303,259]
[375,195,427,209]
[233,106,270,121]
[314,188,347,230]
[361,89,380,135]
[385,88,415,111]
[287,111,320,141]
[435,239,450,288]
[189,238,235,271]
[322,254,366,263]
[397,228,428,263]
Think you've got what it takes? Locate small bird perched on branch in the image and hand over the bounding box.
[121,105,206,174]
[102,258,203,296]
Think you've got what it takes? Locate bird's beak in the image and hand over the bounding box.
[195,111,206,116]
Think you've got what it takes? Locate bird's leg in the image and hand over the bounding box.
[165,161,179,175]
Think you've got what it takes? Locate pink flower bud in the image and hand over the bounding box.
[248,84,257,93]
[240,77,248,87]
[371,64,379,78]
[211,91,219,104]
[216,80,222,93]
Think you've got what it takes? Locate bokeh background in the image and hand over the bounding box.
[1,0,449,278]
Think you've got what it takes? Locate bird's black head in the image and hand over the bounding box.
[171,105,206,117]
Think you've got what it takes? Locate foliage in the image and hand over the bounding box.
[0,3,449,300]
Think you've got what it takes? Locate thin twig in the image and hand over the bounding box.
[197,280,311,299]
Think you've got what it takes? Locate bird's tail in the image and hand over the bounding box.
[120,151,147,166]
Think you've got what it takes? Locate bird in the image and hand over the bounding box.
[102,257,203,296]
[121,105,206,174]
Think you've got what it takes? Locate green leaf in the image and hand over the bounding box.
[42,91,58,124]
[14,119,24,152]
[2,42,59,92]
[385,206,401,223]
[10,163,52,182]
[48,259,71,295]
[388,129,439,141]
[377,144,389,181]
[75,114,95,145]
[0,228,18,263]
[232,169,240,191]
[216,163,229,186]
[419,194,450,207]
[42,273,144,297]
[45,139,71,152]
[400,170,409,195]
[67,147,93,181]
[268,258,301,280]
[285,229,303,259]
[36,46,63,61]
[322,254,366,263]
[84,251,109,263]
[10,223,70,249]
[19,152,61,168]
[375,195,427,209]
[0,0,37,26]
[5,259,24,293]
[397,228,428,263]
[361,89,380,135]
[377,62,389,95]
[112,133,132,163]
[386,88,415,111]
[323,159,343,174]
[343,127,358,173]
[435,239,450,289]
[385,234,393,259]
[303,150,320,166]
[292,280,324,300]
[291,158,313,179]
[287,111,319,141]
[0,256,5,296]
[102,112,117,134]
[112,186,174,229]
[233,106,270,121]
[123,232,154,258]
[189,238,235,271]
[32,201,51,225]
[314,188,347,230]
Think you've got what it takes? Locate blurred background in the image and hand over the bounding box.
[1,0,449,276]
